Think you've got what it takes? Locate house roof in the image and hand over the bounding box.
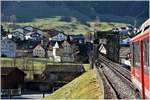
[23,26,34,31]
[48,41,64,48]
[68,34,84,39]
[34,44,46,50]
[43,29,60,37]
[43,64,85,73]
[2,37,16,44]
[1,67,26,76]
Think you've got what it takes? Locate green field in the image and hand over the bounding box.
[44,69,103,99]
[1,57,53,80]
[2,16,127,35]
[1,57,90,80]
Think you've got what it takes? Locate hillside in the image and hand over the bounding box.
[44,69,103,99]
[2,16,127,34]
[2,1,149,25]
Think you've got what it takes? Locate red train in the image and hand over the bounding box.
[129,19,150,99]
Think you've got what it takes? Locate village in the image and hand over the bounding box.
[1,25,94,98]
[1,1,149,99]
[1,22,137,99]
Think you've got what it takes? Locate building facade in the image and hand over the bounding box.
[1,38,16,57]
[61,41,74,62]
[33,45,45,58]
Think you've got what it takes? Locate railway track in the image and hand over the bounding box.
[97,67,118,99]
[96,54,136,99]
[99,54,131,82]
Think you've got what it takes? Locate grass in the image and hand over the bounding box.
[44,69,103,99]
[1,57,53,80]
[2,16,127,35]
[2,16,90,35]
[88,21,127,31]
[83,64,91,71]
[1,57,91,80]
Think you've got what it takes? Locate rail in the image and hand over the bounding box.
[96,54,135,99]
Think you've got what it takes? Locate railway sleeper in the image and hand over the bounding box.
[98,68,118,99]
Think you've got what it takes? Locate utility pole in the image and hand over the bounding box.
[134,20,137,28]
[92,16,101,69]
[95,16,100,32]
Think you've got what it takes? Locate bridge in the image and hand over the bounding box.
[90,30,120,68]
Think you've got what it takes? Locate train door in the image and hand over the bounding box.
[140,40,145,98]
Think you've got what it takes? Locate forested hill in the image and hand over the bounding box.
[1,1,149,25]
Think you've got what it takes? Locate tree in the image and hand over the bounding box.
[84,32,93,42]
[10,14,17,24]
[1,25,7,37]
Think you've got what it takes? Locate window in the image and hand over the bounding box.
[134,42,140,67]
[130,43,134,65]
[143,38,149,74]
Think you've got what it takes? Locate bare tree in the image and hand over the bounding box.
[10,15,17,25]
[13,57,16,67]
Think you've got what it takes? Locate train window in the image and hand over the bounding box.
[130,43,134,65]
[144,38,149,74]
[134,42,140,67]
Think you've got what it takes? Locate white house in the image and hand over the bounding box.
[62,41,73,54]
[51,33,67,41]
[1,37,16,57]
[12,31,25,41]
[13,26,43,41]
[33,45,45,58]
[99,44,106,54]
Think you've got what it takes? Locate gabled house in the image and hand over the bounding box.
[33,44,46,58]
[47,40,76,62]
[61,41,74,62]
[1,67,26,89]
[1,37,16,57]
[62,41,73,54]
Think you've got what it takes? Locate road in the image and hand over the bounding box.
[1,94,49,99]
